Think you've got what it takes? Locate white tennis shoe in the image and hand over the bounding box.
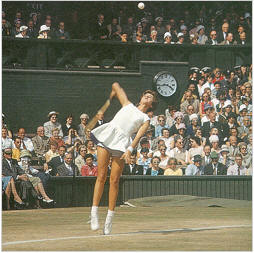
[103,215,113,235]
[90,212,99,231]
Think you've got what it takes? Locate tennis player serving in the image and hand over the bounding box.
[90,82,157,235]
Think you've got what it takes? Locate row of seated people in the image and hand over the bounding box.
[2,8,251,45]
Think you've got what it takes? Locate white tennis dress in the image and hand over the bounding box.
[91,103,150,153]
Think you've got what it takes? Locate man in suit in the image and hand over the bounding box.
[204,151,227,175]
[94,111,106,129]
[32,126,49,158]
[57,152,79,176]
[48,145,66,176]
[217,22,229,43]
[237,116,251,141]
[205,30,218,45]
[122,151,143,175]
[202,144,212,167]
[2,148,38,204]
[219,33,237,45]
[202,111,229,141]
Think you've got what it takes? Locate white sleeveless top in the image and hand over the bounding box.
[91,103,150,152]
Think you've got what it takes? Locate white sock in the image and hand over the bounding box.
[91,206,98,213]
[107,210,115,217]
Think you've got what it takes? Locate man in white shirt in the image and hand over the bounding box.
[2,127,13,150]
[16,128,34,153]
[227,154,250,175]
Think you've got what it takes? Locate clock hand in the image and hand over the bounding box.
[157,84,169,87]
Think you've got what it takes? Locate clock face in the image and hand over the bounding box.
[153,71,177,97]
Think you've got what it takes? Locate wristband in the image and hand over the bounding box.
[127,146,133,153]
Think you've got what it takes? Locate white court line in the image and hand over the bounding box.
[2,224,251,246]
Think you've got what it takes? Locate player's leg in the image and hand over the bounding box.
[91,146,110,230]
[103,156,124,235]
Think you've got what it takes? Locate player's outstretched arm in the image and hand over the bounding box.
[120,120,150,163]
[110,82,131,107]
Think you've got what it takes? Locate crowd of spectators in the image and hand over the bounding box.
[2,62,252,209]
[2,1,252,210]
[2,2,252,45]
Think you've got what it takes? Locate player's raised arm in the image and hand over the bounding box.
[110,82,131,107]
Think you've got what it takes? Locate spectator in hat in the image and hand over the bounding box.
[176,32,184,44]
[186,113,199,136]
[122,150,143,175]
[190,34,198,44]
[15,25,29,38]
[219,144,233,167]
[163,32,174,44]
[32,126,49,158]
[227,154,251,175]
[44,111,63,138]
[37,24,50,39]
[209,134,220,154]
[196,25,208,45]
[185,154,204,176]
[137,147,152,175]
[204,151,227,175]
[180,90,200,115]
[77,113,89,142]
[146,156,164,176]
[81,153,98,176]
[18,149,53,203]
[2,147,38,208]
[164,157,183,176]
[205,30,218,45]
